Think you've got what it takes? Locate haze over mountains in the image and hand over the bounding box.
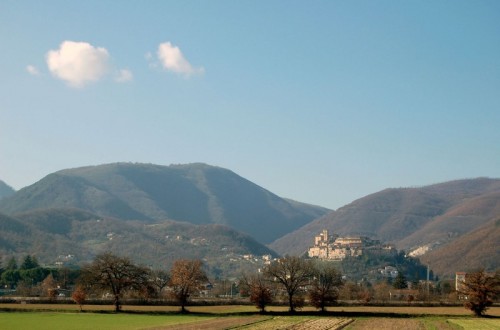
[0,163,498,277]
[0,180,15,200]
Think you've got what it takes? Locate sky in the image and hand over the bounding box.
[1,1,499,210]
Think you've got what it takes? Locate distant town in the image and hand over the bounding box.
[308,229,396,261]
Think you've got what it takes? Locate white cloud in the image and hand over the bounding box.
[115,69,133,83]
[26,65,40,75]
[46,41,110,87]
[157,42,204,77]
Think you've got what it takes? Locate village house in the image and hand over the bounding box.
[455,272,466,292]
[380,265,399,278]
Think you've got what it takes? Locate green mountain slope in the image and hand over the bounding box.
[0,163,329,243]
[0,212,33,251]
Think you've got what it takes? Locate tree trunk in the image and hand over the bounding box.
[114,295,121,312]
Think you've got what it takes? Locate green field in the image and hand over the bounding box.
[1,305,499,330]
[0,312,216,330]
[2,312,500,330]
[447,319,500,330]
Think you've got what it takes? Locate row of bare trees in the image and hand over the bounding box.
[76,253,206,312]
[76,253,340,314]
[74,253,499,316]
[244,257,500,317]
[242,256,342,313]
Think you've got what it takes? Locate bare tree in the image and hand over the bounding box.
[150,269,170,298]
[373,282,391,302]
[169,259,208,312]
[80,253,150,312]
[457,269,500,317]
[264,256,313,313]
[40,273,58,299]
[72,285,87,312]
[241,273,273,313]
[309,262,343,312]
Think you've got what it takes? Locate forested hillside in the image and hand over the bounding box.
[0,208,277,277]
[0,163,329,244]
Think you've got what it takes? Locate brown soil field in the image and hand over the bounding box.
[346,318,425,330]
[151,315,269,330]
[327,305,500,317]
[236,316,353,330]
[345,317,468,330]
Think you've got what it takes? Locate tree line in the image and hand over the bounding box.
[0,255,80,296]
[1,253,499,316]
[76,253,207,312]
[242,256,343,313]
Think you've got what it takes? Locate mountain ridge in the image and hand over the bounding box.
[0,180,15,200]
[2,164,498,277]
[269,177,500,276]
[0,163,330,244]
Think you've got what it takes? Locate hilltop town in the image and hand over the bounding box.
[308,229,396,261]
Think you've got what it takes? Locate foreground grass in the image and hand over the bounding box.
[2,303,499,316]
[448,319,500,330]
[0,312,215,330]
[2,312,500,330]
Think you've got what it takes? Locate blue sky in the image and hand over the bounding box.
[1,1,499,209]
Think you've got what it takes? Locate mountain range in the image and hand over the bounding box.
[0,163,329,244]
[269,178,500,276]
[0,163,498,277]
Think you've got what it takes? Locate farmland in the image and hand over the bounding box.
[0,304,499,329]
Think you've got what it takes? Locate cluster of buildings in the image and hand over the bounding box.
[308,229,396,261]
[227,253,273,265]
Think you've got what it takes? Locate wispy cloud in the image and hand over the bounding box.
[115,69,133,83]
[156,42,204,77]
[26,65,40,75]
[46,41,110,88]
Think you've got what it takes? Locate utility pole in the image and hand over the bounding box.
[427,264,430,298]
